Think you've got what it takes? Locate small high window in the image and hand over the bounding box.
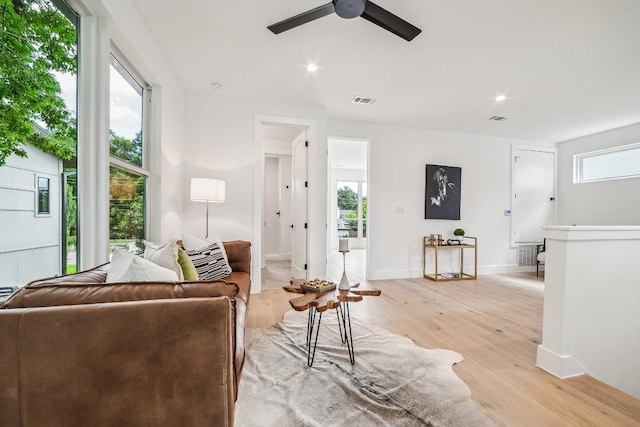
[37,176,50,215]
[574,143,640,183]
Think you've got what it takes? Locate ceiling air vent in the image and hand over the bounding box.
[489,115,509,121]
[352,96,376,105]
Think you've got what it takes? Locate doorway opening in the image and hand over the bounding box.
[260,123,308,290]
[327,137,368,283]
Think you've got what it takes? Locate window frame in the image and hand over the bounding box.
[336,180,367,240]
[35,175,51,217]
[108,48,152,246]
[574,142,640,184]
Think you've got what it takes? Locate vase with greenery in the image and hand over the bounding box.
[453,228,465,240]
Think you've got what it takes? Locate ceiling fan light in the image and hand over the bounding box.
[334,0,365,19]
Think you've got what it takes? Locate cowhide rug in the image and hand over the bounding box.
[235,310,495,426]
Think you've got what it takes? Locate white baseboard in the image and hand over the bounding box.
[478,264,536,274]
[369,265,536,280]
[368,269,423,280]
[264,253,291,261]
[536,345,585,379]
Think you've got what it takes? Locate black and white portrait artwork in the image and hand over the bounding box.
[425,164,461,220]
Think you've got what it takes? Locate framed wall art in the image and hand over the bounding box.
[425,164,461,220]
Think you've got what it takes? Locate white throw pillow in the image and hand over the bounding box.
[143,239,184,280]
[107,250,179,283]
[182,232,230,266]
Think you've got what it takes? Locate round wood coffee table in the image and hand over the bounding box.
[283,280,381,367]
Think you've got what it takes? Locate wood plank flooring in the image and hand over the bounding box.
[246,274,640,426]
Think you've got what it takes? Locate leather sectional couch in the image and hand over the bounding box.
[0,240,251,427]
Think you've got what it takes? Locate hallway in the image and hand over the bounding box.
[261,249,366,290]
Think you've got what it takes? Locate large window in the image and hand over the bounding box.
[109,54,149,254]
[337,181,367,239]
[0,0,79,277]
[574,143,640,183]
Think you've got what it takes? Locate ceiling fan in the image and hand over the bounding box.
[268,0,421,42]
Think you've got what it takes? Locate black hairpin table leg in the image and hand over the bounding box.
[338,301,355,365]
[306,306,323,367]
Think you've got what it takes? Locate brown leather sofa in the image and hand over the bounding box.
[0,240,251,427]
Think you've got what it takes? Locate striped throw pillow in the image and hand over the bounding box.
[186,242,232,281]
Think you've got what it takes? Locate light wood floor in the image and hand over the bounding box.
[247,274,640,426]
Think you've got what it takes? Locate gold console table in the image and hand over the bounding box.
[423,236,477,281]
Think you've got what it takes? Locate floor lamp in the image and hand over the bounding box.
[190,178,225,239]
[338,238,350,290]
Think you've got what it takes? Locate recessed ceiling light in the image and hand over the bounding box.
[306,63,318,72]
[495,94,507,102]
[211,83,223,90]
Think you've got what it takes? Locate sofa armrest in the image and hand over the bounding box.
[223,241,251,275]
[0,298,235,427]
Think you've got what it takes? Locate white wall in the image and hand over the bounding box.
[183,97,328,291]
[537,226,640,399]
[0,144,61,286]
[557,122,640,226]
[329,118,555,279]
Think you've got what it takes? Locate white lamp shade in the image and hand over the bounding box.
[191,178,225,203]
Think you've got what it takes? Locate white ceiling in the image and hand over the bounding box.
[132,0,640,142]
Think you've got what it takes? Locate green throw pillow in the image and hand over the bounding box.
[177,247,199,281]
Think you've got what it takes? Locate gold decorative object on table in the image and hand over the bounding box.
[300,278,336,293]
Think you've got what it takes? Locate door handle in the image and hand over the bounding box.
[290,224,294,229]
[549,197,555,201]
[276,211,281,216]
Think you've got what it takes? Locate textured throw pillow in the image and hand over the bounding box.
[186,242,232,281]
[143,239,184,280]
[182,232,230,267]
[107,250,179,283]
[177,247,199,281]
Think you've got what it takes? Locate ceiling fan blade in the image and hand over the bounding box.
[361,1,421,41]
[268,2,336,34]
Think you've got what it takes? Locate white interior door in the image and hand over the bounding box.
[263,156,280,258]
[512,147,556,245]
[291,131,308,279]
[279,155,292,259]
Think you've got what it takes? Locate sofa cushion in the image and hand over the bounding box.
[143,239,184,280]
[186,242,232,281]
[107,250,179,283]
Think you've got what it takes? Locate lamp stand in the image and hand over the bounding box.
[204,200,210,239]
[338,251,350,290]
